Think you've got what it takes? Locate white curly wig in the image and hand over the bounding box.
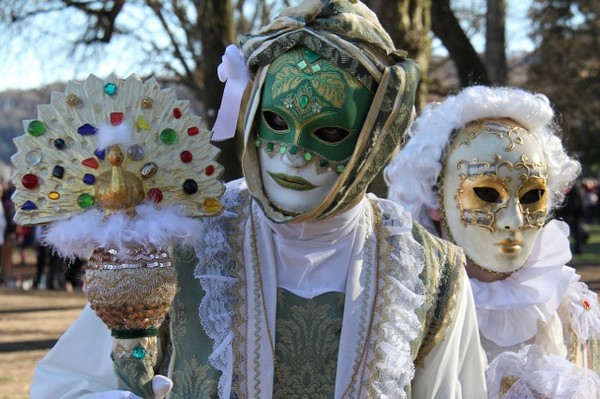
[384,85,581,234]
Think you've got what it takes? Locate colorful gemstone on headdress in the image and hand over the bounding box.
[66,93,81,107]
[21,201,37,210]
[78,124,97,135]
[160,128,178,144]
[48,191,60,200]
[82,158,100,169]
[82,173,96,185]
[94,149,106,160]
[127,144,144,161]
[147,188,163,203]
[180,151,193,163]
[289,145,298,155]
[173,108,182,119]
[52,165,65,179]
[110,112,124,126]
[77,193,94,208]
[141,162,158,178]
[27,120,46,137]
[25,151,42,166]
[141,97,153,109]
[22,174,39,189]
[304,152,312,161]
[187,126,199,136]
[204,197,221,213]
[205,165,215,176]
[336,164,345,173]
[136,116,151,130]
[54,138,66,150]
[104,83,117,95]
[183,179,198,194]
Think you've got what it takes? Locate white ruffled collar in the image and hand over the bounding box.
[471,219,576,346]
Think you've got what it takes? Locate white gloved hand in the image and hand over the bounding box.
[96,375,173,399]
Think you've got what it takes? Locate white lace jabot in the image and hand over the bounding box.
[261,199,366,299]
[471,219,576,346]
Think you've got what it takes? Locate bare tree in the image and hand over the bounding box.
[485,0,507,84]
[364,0,432,111]
[431,0,490,87]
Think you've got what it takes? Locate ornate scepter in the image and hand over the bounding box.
[11,74,225,396]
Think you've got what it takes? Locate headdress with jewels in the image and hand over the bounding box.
[214,0,419,223]
[11,73,225,396]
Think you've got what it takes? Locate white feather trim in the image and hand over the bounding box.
[43,203,204,259]
[96,123,135,150]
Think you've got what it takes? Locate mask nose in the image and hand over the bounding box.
[281,150,305,167]
[496,199,524,231]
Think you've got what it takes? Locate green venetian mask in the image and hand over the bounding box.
[256,47,373,173]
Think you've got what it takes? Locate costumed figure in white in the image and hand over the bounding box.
[27,1,487,398]
[385,85,600,398]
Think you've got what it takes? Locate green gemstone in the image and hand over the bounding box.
[304,152,312,161]
[289,145,298,155]
[319,159,329,168]
[160,128,178,144]
[255,138,261,148]
[279,145,287,154]
[131,346,146,360]
[104,83,117,95]
[266,142,274,152]
[77,193,94,209]
[27,120,46,137]
[336,164,345,173]
[299,95,309,109]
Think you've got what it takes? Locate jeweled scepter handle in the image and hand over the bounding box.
[85,245,177,397]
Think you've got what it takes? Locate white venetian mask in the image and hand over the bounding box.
[440,118,548,276]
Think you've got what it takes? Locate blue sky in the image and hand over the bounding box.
[0,0,534,92]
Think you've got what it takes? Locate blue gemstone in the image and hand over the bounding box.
[131,346,146,360]
[52,165,65,179]
[78,124,97,135]
[82,173,96,185]
[21,201,37,210]
[94,149,106,160]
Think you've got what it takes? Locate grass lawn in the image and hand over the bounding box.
[571,223,600,266]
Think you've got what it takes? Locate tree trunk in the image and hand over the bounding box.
[431,0,490,86]
[196,0,242,182]
[365,0,432,112]
[485,0,507,84]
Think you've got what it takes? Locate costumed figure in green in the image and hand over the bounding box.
[30,1,487,397]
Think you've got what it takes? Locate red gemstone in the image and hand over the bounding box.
[173,108,182,119]
[147,188,163,203]
[82,158,100,169]
[110,112,124,126]
[187,126,199,136]
[22,174,39,189]
[583,299,592,310]
[180,151,193,163]
[205,165,215,176]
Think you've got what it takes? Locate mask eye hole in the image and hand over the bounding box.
[474,187,502,203]
[520,189,545,204]
[263,111,288,131]
[314,127,350,143]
